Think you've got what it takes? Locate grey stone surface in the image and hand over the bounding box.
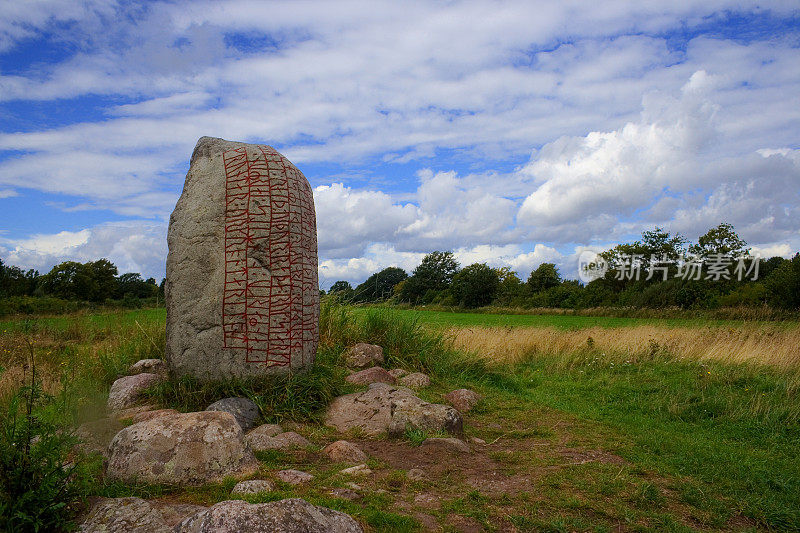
[340,464,372,476]
[322,440,368,464]
[79,497,170,532]
[106,411,258,485]
[343,343,384,368]
[166,137,319,381]
[399,372,431,389]
[175,498,362,532]
[324,384,416,436]
[388,397,463,438]
[346,367,396,386]
[329,488,361,501]
[444,389,483,413]
[206,397,260,431]
[129,358,168,376]
[232,479,276,495]
[406,468,429,481]
[107,373,163,411]
[276,469,314,485]
[420,437,470,454]
[246,431,311,451]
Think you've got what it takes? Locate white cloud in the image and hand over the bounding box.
[0,188,17,198]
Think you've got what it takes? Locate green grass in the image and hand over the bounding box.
[350,306,770,330]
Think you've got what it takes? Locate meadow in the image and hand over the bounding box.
[1,304,799,531]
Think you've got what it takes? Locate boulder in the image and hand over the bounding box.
[343,343,384,368]
[206,397,260,431]
[151,503,208,528]
[79,497,171,533]
[399,372,431,389]
[275,469,314,485]
[420,437,470,454]
[132,408,179,424]
[166,137,319,381]
[325,384,416,436]
[340,464,371,476]
[248,423,283,438]
[346,367,396,386]
[232,479,276,495]
[388,368,408,379]
[322,440,368,464]
[247,431,311,451]
[388,397,463,438]
[107,373,163,411]
[129,358,168,376]
[326,383,463,438]
[444,389,483,413]
[106,411,258,485]
[175,498,362,533]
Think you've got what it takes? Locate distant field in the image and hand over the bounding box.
[351,305,786,330]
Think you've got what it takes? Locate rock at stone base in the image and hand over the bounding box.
[129,358,169,376]
[322,440,368,464]
[79,497,171,532]
[275,469,314,485]
[343,343,384,368]
[247,431,311,451]
[106,411,258,485]
[329,488,361,501]
[107,373,163,411]
[206,397,260,431]
[132,408,179,424]
[150,503,208,528]
[444,389,483,413]
[388,368,408,379]
[399,372,431,389]
[420,437,470,454]
[325,384,416,436]
[346,367,396,386]
[407,468,429,481]
[471,437,486,446]
[175,498,362,533]
[248,423,283,439]
[326,383,462,438]
[388,397,463,438]
[340,464,372,476]
[232,479,276,495]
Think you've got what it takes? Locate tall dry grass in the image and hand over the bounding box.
[449,323,800,370]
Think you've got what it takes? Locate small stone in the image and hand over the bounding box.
[407,468,429,481]
[231,479,276,495]
[444,389,482,413]
[80,497,170,532]
[329,488,361,501]
[340,464,372,476]
[346,367,396,386]
[388,368,408,378]
[322,440,368,464]
[343,343,384,368]
[206,397,260,431]
[129,359,168,376]
[399,372,431,389]
[246,431,311,451]
[246,423,283,440]
[107,373,163,411]
[471,437,486,446]
[345,482,362,490]
[276,469,314,485]
[420,437,470,454]
[174,498,363,533]
[413,493,440,508]
[388,398,463,438]
[132,408,179,424]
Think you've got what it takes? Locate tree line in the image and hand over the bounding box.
[326,223,800,310]
[0,258,164,314]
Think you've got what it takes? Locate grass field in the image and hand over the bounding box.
[2,304,799,531]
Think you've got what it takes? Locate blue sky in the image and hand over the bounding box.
[1,1,799,287]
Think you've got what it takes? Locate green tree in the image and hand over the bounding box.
[86,259,118,301]
[763,253,800,309]
[400,251,460,304]
[527,263,561,293]
[450,263,500,308]
[328,280,354,300]
[353,267,408,302]
[494,267,525,305]
[689,223,749,258]
[40,262,93,300]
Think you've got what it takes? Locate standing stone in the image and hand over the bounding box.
[166,137,319,380]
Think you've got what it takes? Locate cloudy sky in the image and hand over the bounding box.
[1,1,798,287]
